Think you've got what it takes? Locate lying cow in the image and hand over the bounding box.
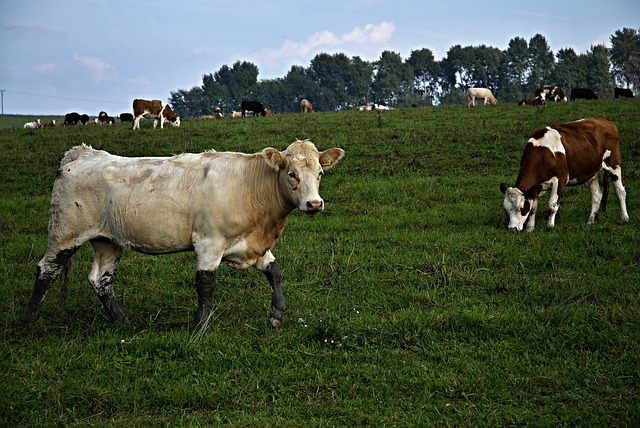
[22,139,345,331]
[518,97,546,106]
[467,88,497,106]
[132,99,181,129]
[23,119,41,129]
[500,116,629,232]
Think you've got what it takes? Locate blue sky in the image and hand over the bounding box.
[1,0,638,115]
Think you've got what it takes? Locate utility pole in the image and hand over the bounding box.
[0,90,4,115]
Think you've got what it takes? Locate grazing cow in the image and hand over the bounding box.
[132,99,181,130]
[24,119,41,129]
[264,109,273,116]
[467,88,497,106]
[79,114,90,125]
[98,111,115,125]
[614,88,634,98]
[241,100,266,117]
[119,113,134,123]
[64,112,81,126]
[300,99,314,113]
[535,85,567,102]
[518,97,546,106]
[41,120,56,128]
[21,139,345,331]
[500,116,628,232]
[570,88,598,101]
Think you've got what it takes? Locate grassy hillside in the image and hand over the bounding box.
[1,100,639,426]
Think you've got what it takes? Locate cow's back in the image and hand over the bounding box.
[552,116,620,161]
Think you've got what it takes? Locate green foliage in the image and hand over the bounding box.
[1,100,639,426]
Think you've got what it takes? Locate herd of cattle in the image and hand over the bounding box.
[18,87,634,330]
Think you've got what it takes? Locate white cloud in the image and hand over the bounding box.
[73,53,114,81]
[256,21,395,62]
[34,63,57,74]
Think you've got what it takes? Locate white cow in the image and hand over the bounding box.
[467,88,497,107]
[24,119,41,129]
[22,140,345,331]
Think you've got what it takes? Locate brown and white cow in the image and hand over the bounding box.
[22,140,344,331]
[518,97,546,107]
[300,99,314,113]
[500,116,628,232]
[535,85,567,102]
[132,99,181,130]
[467,88,497,107]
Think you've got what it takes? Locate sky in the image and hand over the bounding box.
[1,0,638,115]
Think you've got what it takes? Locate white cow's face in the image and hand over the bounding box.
[263,140,344,214]
[501,185,531,232]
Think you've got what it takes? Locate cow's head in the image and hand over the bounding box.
[500,183,533,232]
[263,139,344,214]
[171,117,181,127]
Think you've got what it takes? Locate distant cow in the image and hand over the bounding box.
[64,112,81,126]
[119,113,134,123]
[22,139,344,331]
[570,88,598,101]
[500,116,628,232]
[41,120,56,128]
[132,99,181,130]
[241,100,266,117]
[467,88,497,106]
[300,99,314,113]
[536,85,567,102]
[79,114,90,125]
[24,119,41,129]
[614,88,634,98]
[518,97,546,106]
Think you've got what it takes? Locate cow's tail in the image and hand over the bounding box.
[59,259,73,309]
[601,170,611,213]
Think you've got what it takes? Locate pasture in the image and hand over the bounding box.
[1,100,639,426]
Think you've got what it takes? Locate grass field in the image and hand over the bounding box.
[1,100,639,426]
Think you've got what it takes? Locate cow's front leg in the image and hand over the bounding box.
[194,269,216,332]
[89,239,125,323]
[257,251,285,328]
[547,178,561,228]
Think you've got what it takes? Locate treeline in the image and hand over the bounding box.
[169,28,640,117]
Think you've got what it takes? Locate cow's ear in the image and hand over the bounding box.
[319,148,345,170]
[499,182,509,194]
[262,147,286,170]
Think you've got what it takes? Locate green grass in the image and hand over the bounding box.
[1,100,639,426]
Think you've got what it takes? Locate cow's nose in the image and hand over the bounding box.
[509,227,519,234]
[306,199,324,212]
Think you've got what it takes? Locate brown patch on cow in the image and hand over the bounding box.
[520,200,530,216]
[529,128,548,140]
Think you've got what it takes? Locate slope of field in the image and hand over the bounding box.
[1,100,639,426]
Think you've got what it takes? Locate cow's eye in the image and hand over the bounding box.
[319,170,324,177]
[288,171,297,180]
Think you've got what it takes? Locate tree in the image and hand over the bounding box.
[407,48,439,105]
[371,51,404,106]
[610,27,640,92]
[213,61,259,110]
[497,37,529,102]
[527,34,555,92]
[345,56,373,107]
[585,45,614,97]
[552,48,585,92]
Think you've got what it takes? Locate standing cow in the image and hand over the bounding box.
[132,99,181,129]
[22,139,345,331]
[500,116,628,232]
[241,100,266,117]
[467,88,497,106]
[300,99,314,113]
[570,88,598,101]
[614,88,634,98]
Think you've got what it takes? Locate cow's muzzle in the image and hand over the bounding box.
[305,199,324,213]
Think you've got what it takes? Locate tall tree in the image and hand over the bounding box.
[497,37,529,101]
[371,50,404,106]
[308,53,351,110]
[407,48,439,104]
[552,48,585,91]
[585,44,614,97]
[527,34,555,92]
[610,27,640,92]
[213,61,259,110]
[345,56,373,107]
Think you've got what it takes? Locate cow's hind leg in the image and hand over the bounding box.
[587,175,604,224]
[22,247,79,325]
[610,166,629,223]
[89,238,125,322]
[257,251,285,328]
